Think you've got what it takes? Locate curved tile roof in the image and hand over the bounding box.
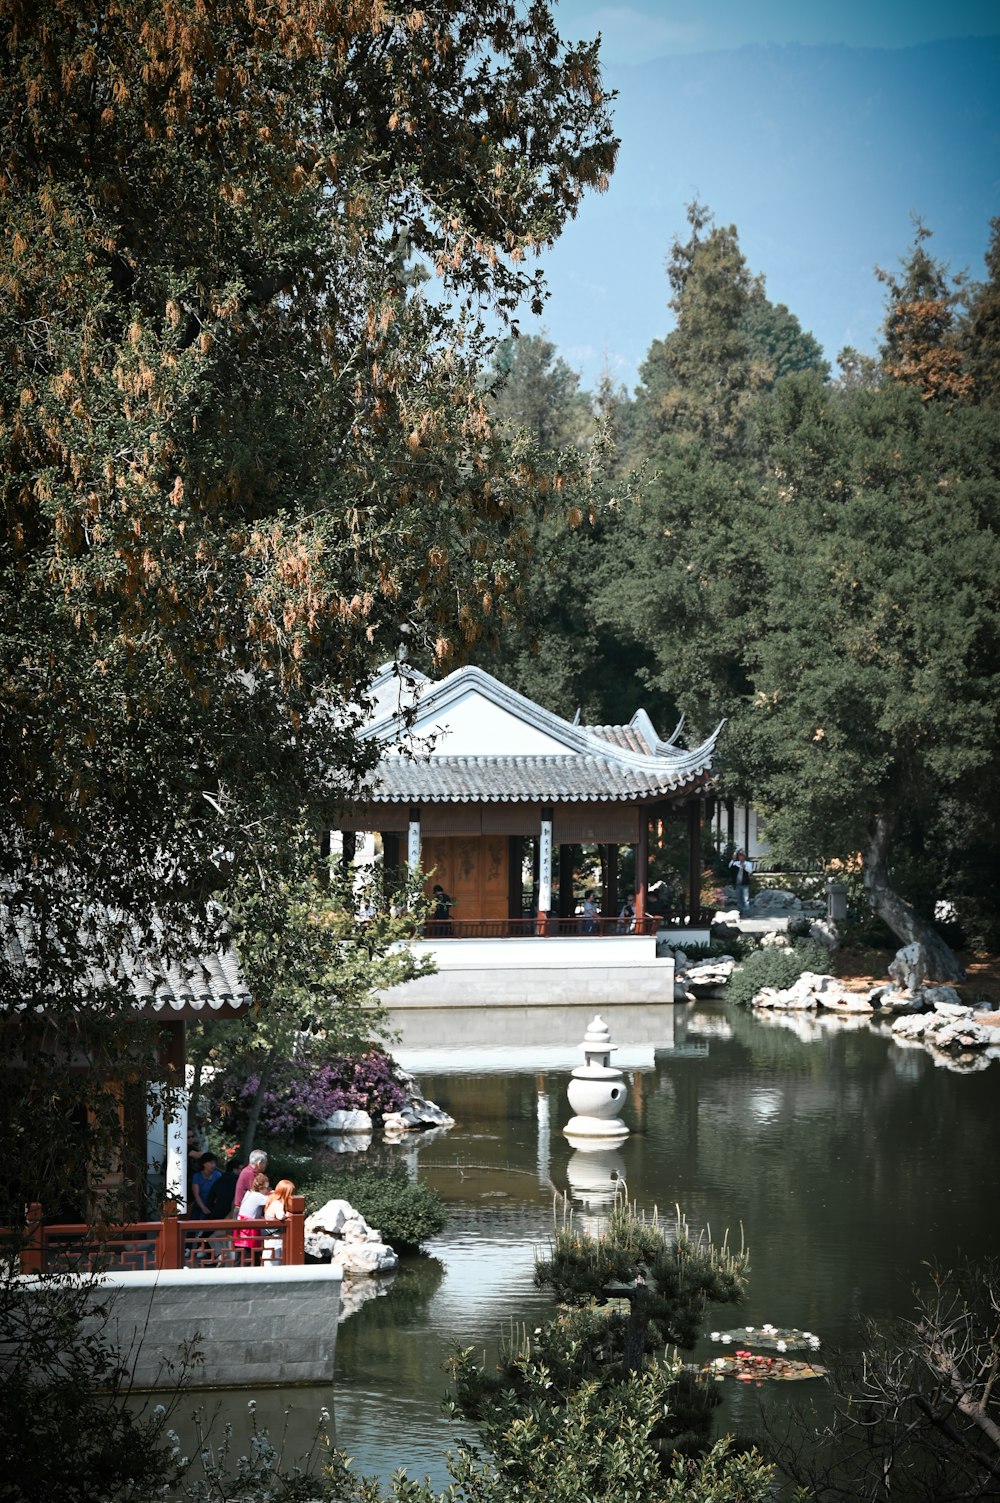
[2,903,251,1019]
[369,752,711,803]
[587,725,652,756]
[360,665,721,804]
[131,950,251,1016]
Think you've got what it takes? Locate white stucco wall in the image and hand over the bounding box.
[377,937,675,1007]
[407,688,573,757]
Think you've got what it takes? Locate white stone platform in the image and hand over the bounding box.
[377,935,675,1007]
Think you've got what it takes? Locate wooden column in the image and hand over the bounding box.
[687,800,702,924]
[22,1202,43,1274]
[635,813,649,930]
[508,836,523,926]
[157,1199,183,1270]
[558,844,575,923]
[340,830,357,877]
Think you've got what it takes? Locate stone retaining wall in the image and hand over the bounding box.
[47,1263,343,1390]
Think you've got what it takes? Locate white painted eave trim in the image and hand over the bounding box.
[361,665,722,774]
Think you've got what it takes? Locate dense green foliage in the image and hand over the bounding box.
[0,1269,176,1503]
[482,203,1000,970]
[0,4,614,1493]
[965,217,1000,408]
[196,844,429,1153]
[455,1194,756,1471]
[301,1159,446,1250]
[726,941,833,1007]
[1,0,616,1216]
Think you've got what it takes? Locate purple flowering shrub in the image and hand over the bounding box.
[213,1049,406,1138]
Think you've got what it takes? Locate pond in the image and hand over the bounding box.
[177,996,1000,1490]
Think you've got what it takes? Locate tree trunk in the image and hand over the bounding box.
[241,1046,279,1158]
[622,1288,649,1377]
[863,813,965,982]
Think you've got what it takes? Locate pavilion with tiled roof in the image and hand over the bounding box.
[338,665,721,934]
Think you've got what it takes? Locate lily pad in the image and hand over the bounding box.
[697,1351,826,1383]
[710,1323,821,1353]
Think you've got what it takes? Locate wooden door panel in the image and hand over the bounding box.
[421,833,509,923]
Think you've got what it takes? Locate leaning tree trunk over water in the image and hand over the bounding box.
[863,812,965,982]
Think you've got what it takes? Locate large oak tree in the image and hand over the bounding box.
[0,0,616,994]
[0,0,616,1223]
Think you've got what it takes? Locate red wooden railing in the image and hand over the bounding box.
[422,911,716,938]
[16,1197,306,1273]
[424,915,662,939]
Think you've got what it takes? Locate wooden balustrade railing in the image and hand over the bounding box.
[421,911,717,938]
[15,1197,306,1273]
[424,915,663,939]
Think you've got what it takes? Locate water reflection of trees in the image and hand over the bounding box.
[648,1000,1000,1340]
[336,1258,447,1393]
[341,1256,445,1330]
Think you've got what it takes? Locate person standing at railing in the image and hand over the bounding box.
[191,1153,221,1219]
[429,883,453,937]
[581,890,598,934]
[233,1171,269,1263]
[262,1179,296,1264]
[231,1148,268,1215]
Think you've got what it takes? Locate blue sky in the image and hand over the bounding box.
[556,1,1000,60]
[516,2,1000,390]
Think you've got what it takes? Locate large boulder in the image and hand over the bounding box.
[928,986,964,1012]
[753,971,872,1014]
[809,918,841,951]
[682,956,737,995]
[388,1069,456,1133]
[383,1100,455,1135]
[887,943,929,994]
[318,1108,373,1134]
[890,1006,1000,1051]
[753,889,803,915]
[304,1197,399,1274]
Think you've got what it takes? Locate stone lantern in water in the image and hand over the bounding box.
[563,1015,629,1140]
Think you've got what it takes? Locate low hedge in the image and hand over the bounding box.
[727,940,832,1008]
[302,1160,446,1251]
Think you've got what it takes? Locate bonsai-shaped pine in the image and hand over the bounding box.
[454,1189,752,1470]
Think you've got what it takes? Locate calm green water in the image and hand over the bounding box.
[180,997,1000,1488]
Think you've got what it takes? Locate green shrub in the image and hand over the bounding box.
[303,1160,446,1250]
[727,941,832,1007]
